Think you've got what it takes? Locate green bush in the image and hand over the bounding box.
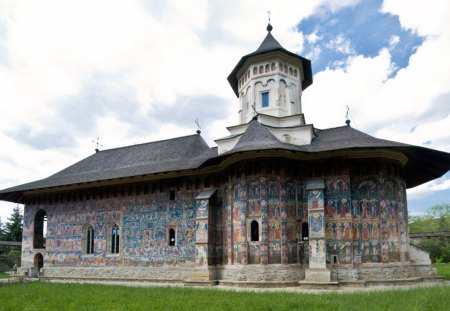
[418,237,450,263]
[0,246,21,272]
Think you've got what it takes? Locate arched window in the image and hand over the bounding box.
[265,64,270,72]
[111,224,120,254]
[279,62,283,71]
[294,69,298,77]
[289,67,293,75]
[271,63,275,71]
[259,66,264,74]
[34,253,44,269]
[33,210,47,249]
[253,67,257,75]
[169,228,176,246]
[284,65,288,73]
[302,222,309,241]
[251,220,259,241]
[86,226,94,254]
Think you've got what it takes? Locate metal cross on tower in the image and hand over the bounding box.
[195,118,202,134]
[92,137,103,153]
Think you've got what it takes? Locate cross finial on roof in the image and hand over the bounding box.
[345,106,351,126]
[195,118,202,134]
[92,137,103,153]
[251,103,258,120]
[266,11,273,32]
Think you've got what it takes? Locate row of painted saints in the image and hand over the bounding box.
[324,199,400,219]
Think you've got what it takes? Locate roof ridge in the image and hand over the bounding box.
[315,125,350,131]
[96,134,204,153]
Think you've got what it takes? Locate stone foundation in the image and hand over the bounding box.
[41,266,196,282]
[216,264,304,282]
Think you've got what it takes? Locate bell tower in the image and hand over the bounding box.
[227,24,313,124]
[216,24,315,154]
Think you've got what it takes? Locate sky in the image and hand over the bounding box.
[0,0,449,222]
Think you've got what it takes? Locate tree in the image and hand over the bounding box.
[4,206,23,242]
[0,217,5,240]
[409,203,450,233]
[409,203,450,263]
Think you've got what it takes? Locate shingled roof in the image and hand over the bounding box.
[0,134,216,201]
[227,26,313,97]
[1,121,449,202]
[206,121,450,188]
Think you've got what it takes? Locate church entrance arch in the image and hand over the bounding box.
[34,253,44,269]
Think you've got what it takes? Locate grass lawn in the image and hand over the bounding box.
[435,262,450,280]
[0,282,449,311]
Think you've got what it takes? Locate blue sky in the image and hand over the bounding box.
[299,0,423,75]
[0,0,449,220]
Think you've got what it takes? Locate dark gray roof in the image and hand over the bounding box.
[227,28,313,97]
[0,134,216,200]
[1,121,449,202]
[228,119,286,153]
[206,121,450,188]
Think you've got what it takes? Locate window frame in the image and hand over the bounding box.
[85,225,95,255]
[168,226,177,246]
[111,224,120,254]
[261,91,269,108]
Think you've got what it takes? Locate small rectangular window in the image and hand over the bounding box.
[168,227,176,246]
[261,92,269,107]
[169,190,175,200]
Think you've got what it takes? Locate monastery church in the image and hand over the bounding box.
[1,24,450,287]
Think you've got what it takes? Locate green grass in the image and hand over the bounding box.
[0,282,449,311]
[435,262,450,280]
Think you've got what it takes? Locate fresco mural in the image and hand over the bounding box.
[350,175,407,263]
[221,170,304,266]
[324,175,352,264]
[23,191,199,267]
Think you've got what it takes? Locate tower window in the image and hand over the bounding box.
[253,67,257,75]
[271,63,275,71]
[294,69,298,77]
[261,92,269,108]
[251,220,259,241]
[265,64,270,72]
[259,66,264,74]
[111,224,120,254]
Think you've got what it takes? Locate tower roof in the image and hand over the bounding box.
[227,24,313,97]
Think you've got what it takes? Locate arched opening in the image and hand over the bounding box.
[253,67,257,75]
[259,66,264,74]
[302,222,309,241]
[33,210,47,249]
[34,253,44,269]
[169,228,176,246]
[111,224,120,254]
[251,220,259,242]
[265,64,270,72]
[271,62,275,71]
[86,225,94,254]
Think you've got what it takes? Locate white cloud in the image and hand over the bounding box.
[325,34,354,55]
[0,0,449,221]
[388,35,400,49]
[407,174,450,200]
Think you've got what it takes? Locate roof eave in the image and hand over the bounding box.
[227,48,313,98]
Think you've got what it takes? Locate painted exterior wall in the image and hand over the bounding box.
[20,157,431,282]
